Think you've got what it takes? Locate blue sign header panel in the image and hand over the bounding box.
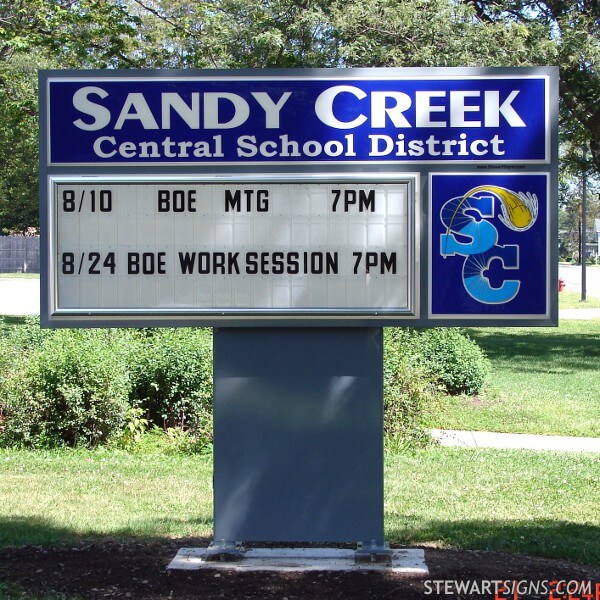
[47,72,550,165]
[430,173,550,319]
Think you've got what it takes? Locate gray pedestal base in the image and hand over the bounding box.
[213,327,385,545]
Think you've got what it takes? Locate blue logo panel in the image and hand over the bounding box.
[431,174,549,317]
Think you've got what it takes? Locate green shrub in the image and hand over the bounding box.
[382,327,489,447]
[0,319,486,451]
[127,328,213,442]
[383,328,441,449]
[387,327,490,396]
[116,424,210,455]
[0,335,15,438]
[414,328,490,395]
[0,328,131,448]
[0,322,214,450]
[4,315,52,350]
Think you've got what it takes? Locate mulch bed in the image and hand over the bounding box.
[1,539,598,599]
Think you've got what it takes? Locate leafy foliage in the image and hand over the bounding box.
[125,0,337,69]
[383,326,490,448]
[0,0,140,67]
[127,328,213,439]
[0,322,214,449]
[467,0,600,174]
[414,328,491,396]
[330,0,553,68]
[383,329,442,449]
[0,1,139,233]
[558,171,600,262]
[0,0,598,231]
[0,321,491,450]
[0,327,132,448]
[396,327,490,396]
[0,52,42,233]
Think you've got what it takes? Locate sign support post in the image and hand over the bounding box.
[212,327,386,559]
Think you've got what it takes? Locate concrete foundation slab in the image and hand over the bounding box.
[167,547,428,575]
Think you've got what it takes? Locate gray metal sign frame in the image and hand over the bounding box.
[39,66,559,328]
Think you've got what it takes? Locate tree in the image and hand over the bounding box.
[558,174,600,262]
[0,51,40,233]
[330,0,553,68]
[0,0,140,68]
[466,1,600,176]
[0,0,141,232]
[0,0,338,232]
[123,0,338,69]
[558,151,600,262]
[1,0,598,232]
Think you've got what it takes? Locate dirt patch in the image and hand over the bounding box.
[470,396,486,408]
[1,540,598,599]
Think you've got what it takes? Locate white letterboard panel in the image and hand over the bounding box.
[49,177,417,320]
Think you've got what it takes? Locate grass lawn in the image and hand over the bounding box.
[0,272,39,279]
[0,447,598,566]
[559,290,600,309]
[0,450,214,545]
[386,447,599,566]
[431,318,600,437]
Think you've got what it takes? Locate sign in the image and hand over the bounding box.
[49,176,415,319]
[39,67,558,327]
[46,72,550,165]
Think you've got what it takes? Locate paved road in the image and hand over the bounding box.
[0,278,40,316]
[559,263,600,298]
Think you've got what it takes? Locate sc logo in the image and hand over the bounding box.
[439,185,538,304]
